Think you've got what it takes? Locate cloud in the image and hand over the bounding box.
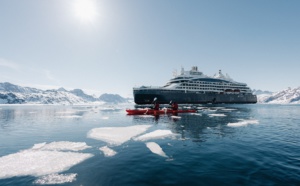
[0,58,20,71]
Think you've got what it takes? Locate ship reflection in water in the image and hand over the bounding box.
[130,104,255,142]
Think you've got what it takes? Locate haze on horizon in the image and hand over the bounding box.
[1,0,300,97]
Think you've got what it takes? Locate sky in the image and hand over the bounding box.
[0,0,300,97]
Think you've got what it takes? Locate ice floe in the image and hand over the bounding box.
[31,141,91,151]
[134,130,177,141]
[221,108,237,111]
[189,113,202,116]
[99,146,117,157]
[136,115,155,118]
[146,142,168,158]
[208,114,226,117]
[227,119,259,127]
[87,125,152,146]
[0,142,93,179]
[57,115,83,119]
[101,116,109,120]
[171,116,181,119]
[33,173,77,185]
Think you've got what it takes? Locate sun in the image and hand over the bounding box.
[73,0,98,23]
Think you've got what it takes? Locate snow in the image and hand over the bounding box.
[0,141,93,179]
[99,146,117,157]
[257,87,300,104]
[87,125,152,146]
[146,142,168,158]
[228,119,259,127]
[33,173,77,185]
[134,130,177,141]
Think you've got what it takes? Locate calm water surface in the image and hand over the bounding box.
[0,104,299,186]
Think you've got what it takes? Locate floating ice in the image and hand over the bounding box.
[227,119,259,127]
[99,146,117,157]
[101,116,109,120]
[87,125,152,146]
[171,116,181,119]
[33,173,77,185]
[137,115,155,118]
[31,141,91,151]
[208,113,225,117]
[189,113,202,116]
[0,149,93,179]
[221,108,237,111]
[55,111,77,114]
[57,115,82,118]
[146,142,168,158]
[134,130,177,141]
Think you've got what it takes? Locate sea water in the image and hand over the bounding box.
[0,104,299,185]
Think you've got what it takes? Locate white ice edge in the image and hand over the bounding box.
[99,146,117,157]
[227,119,259,127]
[208,114,226,117]
[87,125,152,146]
[31,141,91,152]
[0,150,93,179]
[134,130,177,141]
[33,173,77,185]
[146,142,168,158]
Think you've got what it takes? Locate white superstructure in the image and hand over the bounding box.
[162,66,253,94]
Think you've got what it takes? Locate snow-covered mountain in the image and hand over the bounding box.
[256,87,300,104]
[0,82,130,104]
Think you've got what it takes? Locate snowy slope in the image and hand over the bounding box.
[257,87,300,104]
[0,82,129,104]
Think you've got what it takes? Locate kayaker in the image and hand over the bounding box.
[171,101,178,111]
[153,101,160,110]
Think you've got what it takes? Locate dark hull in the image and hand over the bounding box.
[134,89,257,104]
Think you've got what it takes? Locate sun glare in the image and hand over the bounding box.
[73,0,98,23]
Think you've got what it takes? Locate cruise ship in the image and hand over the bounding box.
[133,66,257,104]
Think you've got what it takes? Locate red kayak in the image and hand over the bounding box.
[126,108,197,115]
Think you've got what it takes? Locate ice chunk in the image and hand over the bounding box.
[99,146,117,157]
[208,114,226,117]
[171,116,181,119]
[137,115,155,118]
[134,130,177,141]
[221,108,237,111]
[146,142,168,158]
[228,119,259,127]
[33,173,77,185]
[101,116,109,120]
[87,125,151,146]
[0,150,93,179]
[57,115,82,118]
[31,141,91,151]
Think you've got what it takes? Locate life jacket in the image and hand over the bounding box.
[154,103,160,110]
[172,103,178,110]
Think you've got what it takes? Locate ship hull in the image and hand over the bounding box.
[134,89,257,104]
